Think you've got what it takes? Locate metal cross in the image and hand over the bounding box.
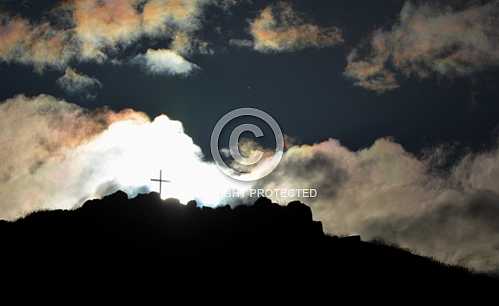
[150,170,170,198]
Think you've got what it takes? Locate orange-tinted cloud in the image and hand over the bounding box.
[344,36,399,93]
[0,0,233,69]
[142,0,205,35]
[345,1,499,92]
[170,31,212,55]
[142,0,228,55]
[248,2,343,52]
[0,94,150,220]
[0,94,241,221]
[0,16,29,59]
[0,15,75,71]
[71,0,143,60]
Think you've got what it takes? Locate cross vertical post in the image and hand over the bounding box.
[151,170,170,198]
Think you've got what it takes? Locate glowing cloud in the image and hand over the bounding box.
[142,0,206,35]
[134,49,199,75]
[3,95,499,272]
[71,0,143,61]
[0,95,246,221]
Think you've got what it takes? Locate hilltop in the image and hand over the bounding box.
[0,191,496,286]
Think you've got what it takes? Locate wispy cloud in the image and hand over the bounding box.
[234,2,343,52]
[345,1,499,92]
[57,68,102,99]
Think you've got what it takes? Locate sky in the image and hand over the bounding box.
[2,0,499,153]
[1,0,499,273]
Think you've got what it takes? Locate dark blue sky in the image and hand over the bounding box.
[1,0,498,158]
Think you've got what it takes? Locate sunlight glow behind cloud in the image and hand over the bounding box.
[90,114,247,203]
[0,95,248,220]
[3,95,499,272]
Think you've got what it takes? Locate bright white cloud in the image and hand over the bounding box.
[3,94,499,273]
[134,49,199,75]
[0,95,246,220]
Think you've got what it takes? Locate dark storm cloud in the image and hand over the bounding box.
[345,1,499,93]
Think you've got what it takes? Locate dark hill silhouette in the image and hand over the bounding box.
[0,191,496,286]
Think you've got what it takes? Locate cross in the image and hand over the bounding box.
[150,170,170,198]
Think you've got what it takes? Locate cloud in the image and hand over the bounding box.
[344,47,400,93]
[170,31,213,55]
[133,49,199,75]
[69,0,233,60]
[71,0,214,58]
[0,15,76,71]
[57,68,102,99]
[229,38,254,48]
[70,0,144,61]
[0,94,244,221]
[0,94,148,220]
[243,2,343,52]
[3,94,499,272]
[142,0,207,35]
[255,138,499,273]
[345,1,499,92]
[0,0,235,69]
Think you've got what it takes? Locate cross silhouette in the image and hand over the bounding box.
[150,170,170,198]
